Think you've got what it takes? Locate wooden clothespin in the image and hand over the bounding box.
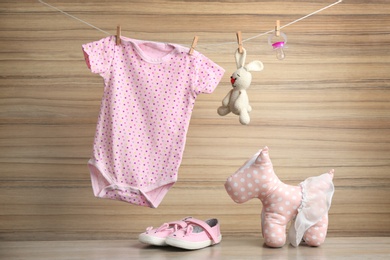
[116,25,121,45]
[189,36,199,55]
[275,20,281,37]
[236,31,243,54]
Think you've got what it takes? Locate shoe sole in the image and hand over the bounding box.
[138,233,168,246]
[165,234,222,250]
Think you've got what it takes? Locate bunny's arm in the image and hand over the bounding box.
[221,90,233,106]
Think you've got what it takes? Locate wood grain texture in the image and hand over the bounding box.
[1,0,390,241]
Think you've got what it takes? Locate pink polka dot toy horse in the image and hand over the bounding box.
[225,146,335,248]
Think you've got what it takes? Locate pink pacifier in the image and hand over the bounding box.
[268,31,288,60]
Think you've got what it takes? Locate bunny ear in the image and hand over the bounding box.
[245,60,264,72]
[235,48,247,68]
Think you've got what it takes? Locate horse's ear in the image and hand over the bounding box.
[255,146,269,164]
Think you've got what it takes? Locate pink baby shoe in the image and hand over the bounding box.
[139,217,191,246]
[165,218,222,250]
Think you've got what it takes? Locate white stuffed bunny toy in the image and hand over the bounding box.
[217,48,264,125]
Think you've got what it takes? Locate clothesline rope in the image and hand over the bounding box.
[38,0,111,35]
[38,0,343,48]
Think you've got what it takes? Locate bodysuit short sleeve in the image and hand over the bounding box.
[193,53,225,95]
[82,36,115,75]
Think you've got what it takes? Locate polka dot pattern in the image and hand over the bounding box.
[224,146,334,247]
[303,214,329,246]
[83,36,224,208]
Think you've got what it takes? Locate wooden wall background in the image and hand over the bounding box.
[1,0,389,241]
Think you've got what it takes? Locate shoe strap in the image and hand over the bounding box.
[185,218,219,243]
[166,220,187,229]
[155,220,188,232]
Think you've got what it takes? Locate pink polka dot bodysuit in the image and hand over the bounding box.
[82,36,224,208]
[225,147,334,247]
